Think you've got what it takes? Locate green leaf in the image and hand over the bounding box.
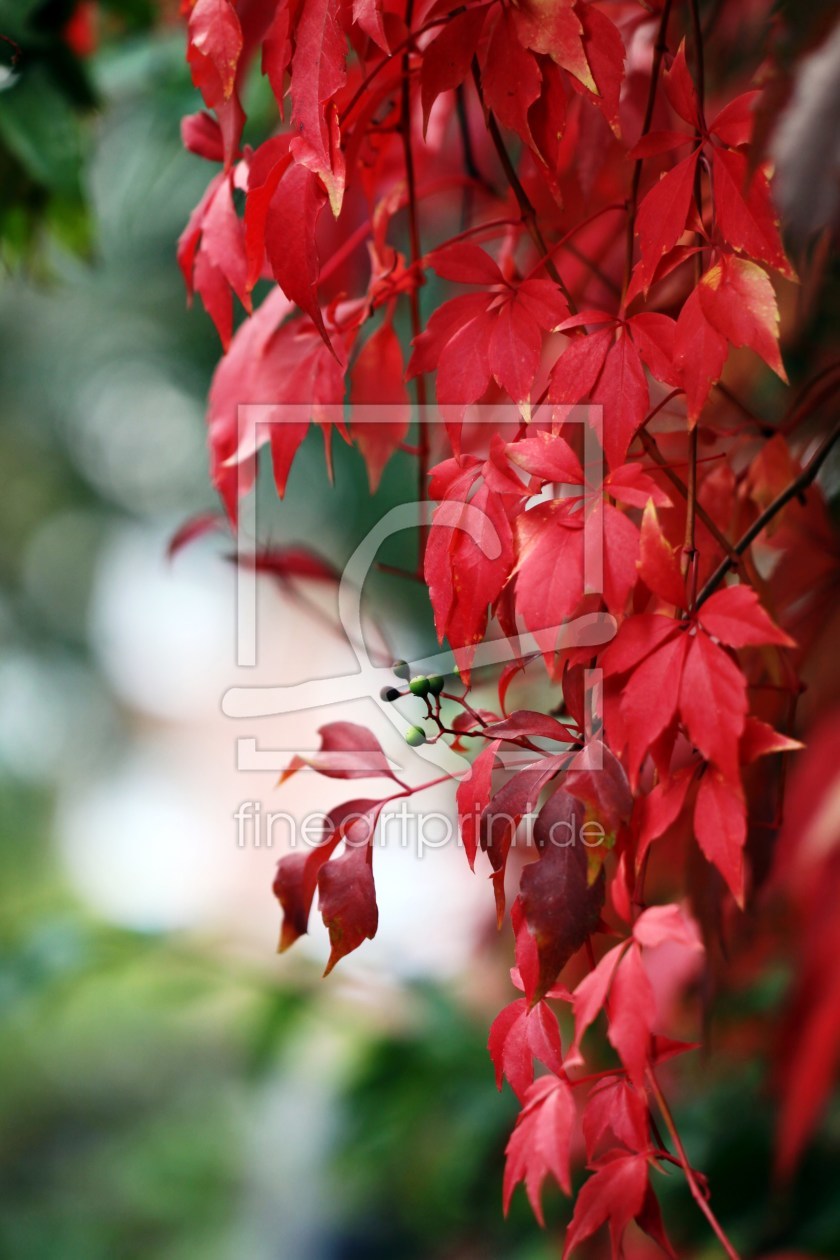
[0,63,86,195]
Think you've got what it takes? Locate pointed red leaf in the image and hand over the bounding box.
[679,632,747,781]
[712,148,795,280]
[488,997,565,1100]
[562,1153,650,1258]
[694,769,747,904]
[520,790,607,1000]
[637,500,685,607]
[699,254,787,380]
[503,1076,576,1223]
[697,583,795,647]
[634,151,699,293]
[350,319,410,491]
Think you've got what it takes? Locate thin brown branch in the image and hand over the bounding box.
[624,0,673,293]
[638,425,739,562]
[714,381,773,435]
[684,0,706,608]
[648,1069,741,1260]
[472,60,575,310]
[780,361,840,435]
[695,419,840,608]
[399,0,430,568]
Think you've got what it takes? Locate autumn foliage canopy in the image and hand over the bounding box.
[177,0,840,1254]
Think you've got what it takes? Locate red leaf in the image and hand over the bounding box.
[562,1153,650,1260]
[503,1076,576,1223]
[621,631,689,786]
[628,312,680,388]
[427,240,504,285]
[699,254,787,380]
[709,90,761,148]
[637,500,685,607]
[179,174,249,347]
[711,148,795,280]
[607,943,656,1085]
[167,511,224,559]
[352,0,389,52]
[582,1076,649,1160]
[420,5,487,134]
[262,1,292,105]
[513,502,585,662]
[480,8,542,146]
[633,903,702,951]
[264,162,333,348]
[289,0,347,215]
[507,430,585,485]
[456,739,501,869]
[633,151,698,294]
[279,721,397,783]
[740,717,802,763]
[576,2,624,135]
[592,332,650,471]
[599,503,641,614]
[181,111,224,162]
[694,769,747,903]
[483,711,577,743]
[206,285,293,519]
[426,480,515,663]
[569,942,626,1066]
[350,318,410,490]
[520,791,606,1001]
[238,546,342,584]
[600,613,678,677]
[549,328,612,406]
[318,807,381,973]
[483,757,567,923]
[488,997,565,1100]
[513,0,595,94]
[679,632,747,781]
[489,299,543,405]
[674,283,729,423]
[564,740,633,834]
[187,0,242,108]
[186,0,244,168]
[273,797,378,950]
[697,583,795,648]
[635,767,694,865]
[777,965,840,1180]
[605,462,670,510]
[628,129,694,159]
[663,39,700,129]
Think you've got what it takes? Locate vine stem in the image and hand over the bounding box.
[637,424,739,562]
[695,419,840,608]
[399,0,429,569]
[683,0,706,609]
[624,0,673,294]
[780,361,840,435]
[340,0,496,125]
[647,1069,741,1260]
[472,61,576,312]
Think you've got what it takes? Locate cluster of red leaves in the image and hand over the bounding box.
[178,0,840,1254]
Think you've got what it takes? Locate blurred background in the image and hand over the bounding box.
[1,5,840,1259]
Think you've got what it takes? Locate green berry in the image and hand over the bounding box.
[380,686,401,702]
[427,674,444,696]
[392,659,411,680]
[409,675,430,698]
[405,725,427,747]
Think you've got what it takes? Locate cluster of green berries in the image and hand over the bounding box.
[379,659,447,747]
